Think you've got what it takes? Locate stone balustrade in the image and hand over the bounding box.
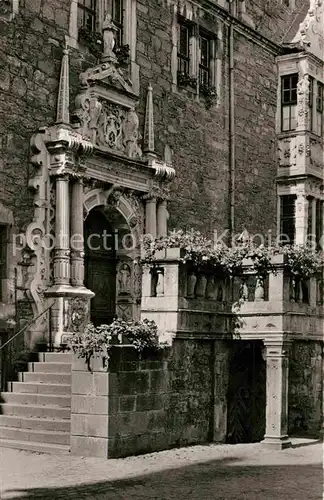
[237,255,323,342]
[141,250,323,343]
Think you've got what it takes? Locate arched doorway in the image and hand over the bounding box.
[84,208,117,326]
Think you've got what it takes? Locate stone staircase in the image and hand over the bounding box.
[0,352,72,454]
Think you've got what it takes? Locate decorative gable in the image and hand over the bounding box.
[290,0,324,61]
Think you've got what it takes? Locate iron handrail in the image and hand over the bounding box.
[0,302,55,351]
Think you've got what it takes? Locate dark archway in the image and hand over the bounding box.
[226,340,266,444]
[84,208,117,326]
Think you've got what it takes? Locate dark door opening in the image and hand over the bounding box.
[226,340,266,444]
[84,208,116,326]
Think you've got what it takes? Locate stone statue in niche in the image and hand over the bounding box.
[118,263,131,295]
[123,108,142,159]
[103,13,118,61]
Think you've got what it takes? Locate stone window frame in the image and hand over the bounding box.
[172,10,222,104]
[68,0,139,93]
[281,73,298,132]
[69,0,137,60]
[77,0,97,32]
[278,194,296,245]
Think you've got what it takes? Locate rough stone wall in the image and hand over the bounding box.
[0,0,95,233]
[243,0,309,43]
[71,340,229,458]
[0,0,307,239]
[288,340,323,436]
[136,1,287,237]
[233,34,278,235]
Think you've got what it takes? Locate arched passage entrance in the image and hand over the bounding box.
[84,208,117,326]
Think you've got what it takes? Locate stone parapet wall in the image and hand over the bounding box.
[71,339,229,458]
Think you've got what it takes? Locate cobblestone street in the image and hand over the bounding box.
[1,440,322,499]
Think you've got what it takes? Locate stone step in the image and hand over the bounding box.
[0,426,70,445]
[38,352,72,363]
[19,372,71,385]
[28,362,71,373]
[1,392,71,407]
[0,415,71,432]
[8,382,71,395]
[0,438,70,454]
[1,403,71,419]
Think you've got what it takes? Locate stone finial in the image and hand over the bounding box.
[144,83,155,157]
[56,47,70,125]
[102,12,117,63]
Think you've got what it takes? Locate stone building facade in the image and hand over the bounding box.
[0,0,323,455]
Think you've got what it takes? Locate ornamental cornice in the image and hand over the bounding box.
[44,124,93,177]
[45,125,93,157]
[150,158,175,182]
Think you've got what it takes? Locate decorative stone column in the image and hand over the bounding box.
[53,175,70,286]
[157,200,168,238]
[145,197,157,238]
[70,178,85,287]
[296,73,310,132]
[262,339,292,450]
[295,192,308,245]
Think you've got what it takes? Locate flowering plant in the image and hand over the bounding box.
[199,84,217,109]
[141,230,323,279]
[67,318,165,370]
[142,230,277,277]
[280,244,323,279]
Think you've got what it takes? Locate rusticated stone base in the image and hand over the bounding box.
[261,436,292,450]
[70,339,230,458]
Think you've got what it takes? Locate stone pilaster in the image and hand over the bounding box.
[157,200,168,237]
[212,340,230,443]
[53,175,70,286]
[71,178,85,287]
[296,73,310,132]
[145,197,157,238]
[295,192,308,245]
[262,339,292,450]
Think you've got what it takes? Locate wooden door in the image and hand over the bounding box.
[84,209,116,326]
[226,341,266,444]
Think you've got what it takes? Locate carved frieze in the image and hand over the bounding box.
[277,138,297,168]
[297,74,310,130]
[64,297,90,333]
[74,95,142,160]
[309,138,323,171]
[292,0,324,60]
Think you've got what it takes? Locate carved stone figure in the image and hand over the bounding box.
[118,263,131,294]
[102,13,117,61]
[297,75,310,129]
[123,108,142,159]
[97,102,124,150]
